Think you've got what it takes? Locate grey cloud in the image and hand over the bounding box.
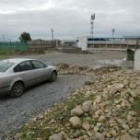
[0,0,139,40]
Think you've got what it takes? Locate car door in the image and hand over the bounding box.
[31,60,49,82]
[19,61,37,87]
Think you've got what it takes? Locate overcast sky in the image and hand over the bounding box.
[0,0,139,41]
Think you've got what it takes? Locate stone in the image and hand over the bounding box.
[99,102,106,108]
[109,128,117,137]
[38,114,44,119]
[108,83,124,94]
[37,138,43,140]
[121,102,126,107]
[115,118,125,125]
[69,117,82,128]
[124,80,129,86]
[82,100,92,113]
[121,133,133,140]
[129,111,137,116]
[95,110,102,116]
[31,117,37,122]
[130,92,138,98]
[94,96,102,103]
[73,130,82,138]
[96,122,102,127]
[49,132,68,140]
[129,98,134,103]
[98,116,106,122]
[71,105,83,116]
[116,105,121,108]
[129,129,138,137]
[122,124,129,130]
[82,121,90,131]
[114,83,124,91]
[127,115,133,121]
[106,133,111,138]
[87,131,93,137]
[94,126,99,132]
[129,83,137,89]
[95,132,105,140]
[108,85,118,94]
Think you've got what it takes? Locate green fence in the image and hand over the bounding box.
[127,49,135,60]
[0,42,29,52]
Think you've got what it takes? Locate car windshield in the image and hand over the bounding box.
[0,61,15,72]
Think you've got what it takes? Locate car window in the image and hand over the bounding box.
[0,61,15,72]
[32,61,46,69]
[19,61,34,71]
[14,65,20,72]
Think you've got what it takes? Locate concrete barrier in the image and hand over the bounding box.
[134,49,140,70]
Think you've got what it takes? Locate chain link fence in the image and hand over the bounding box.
[0,42,29,53]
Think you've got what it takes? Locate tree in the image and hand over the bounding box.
[19,32,32,43]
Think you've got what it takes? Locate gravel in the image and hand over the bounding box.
[0,75,89,138]
[11,51,133,69]
[0,51,133,138]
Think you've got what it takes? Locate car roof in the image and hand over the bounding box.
[1,58,36,64]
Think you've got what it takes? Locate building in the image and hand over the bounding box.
[124,36,140,49]
[76,36,140,51]
[28,39,61,49]
[61,40,76,46]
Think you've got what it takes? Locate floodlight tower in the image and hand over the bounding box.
[112,28,115,47]
[91,13,96,49]
[112,28,115,39]
[51,28,54,41]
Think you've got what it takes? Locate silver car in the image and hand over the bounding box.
[0,58,58,97]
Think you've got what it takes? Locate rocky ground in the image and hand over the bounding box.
[6,67,140,140]
[56,63,121,75]
[0,75,88,139]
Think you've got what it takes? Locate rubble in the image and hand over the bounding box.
[7,69,140,140]
[55,63,122,75]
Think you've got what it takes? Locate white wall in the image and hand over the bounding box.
[134,49,140,70]
[77,37,87,50]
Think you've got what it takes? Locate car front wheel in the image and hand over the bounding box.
[11,82,24,97]
[49,71,57,82]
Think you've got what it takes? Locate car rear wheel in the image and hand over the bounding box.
[49,71,57,82]
[11,82,24,97]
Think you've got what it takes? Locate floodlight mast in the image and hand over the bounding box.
[112,28,115,46]
[51,28,54,41]
[91,13,95,50]
[112,28,115,39]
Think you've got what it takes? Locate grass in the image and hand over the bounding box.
[131,98,140,112]
[0,49,13,59]
[6,93,95,140]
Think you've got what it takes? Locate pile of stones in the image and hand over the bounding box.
[9,69,140,140]
[56,63,121,75]
[49,70,140,140]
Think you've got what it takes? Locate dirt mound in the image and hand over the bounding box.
[55,63,70,69]
[94,65,122,75]
[9,70,140,140]
[56,63,121,75]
